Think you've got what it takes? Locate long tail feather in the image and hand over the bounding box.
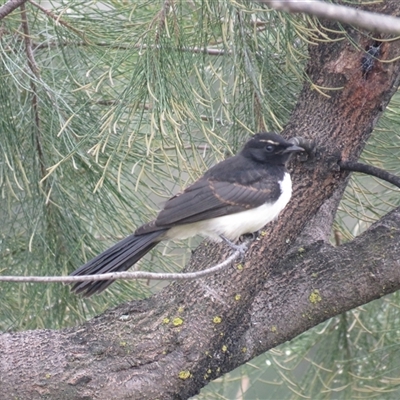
[70,230,167,296]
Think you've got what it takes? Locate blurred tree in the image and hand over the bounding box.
[1,1,400,399]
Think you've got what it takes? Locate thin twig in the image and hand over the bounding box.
[339,160,400,189]
[28,0,85,38]
[20,3,46,180]
[20,3,38,76]
[86,100,228,124]
[153,0,171,43]
[33,41,228,55]
[180,45,226,55]
[260,0,400,35]
[0,0,27,20]
[138,42,227,56]
[160,144,209,151]
[0,240,250,284]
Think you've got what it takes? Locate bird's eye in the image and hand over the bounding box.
[265,145,275,153]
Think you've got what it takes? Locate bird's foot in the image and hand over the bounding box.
[220,235,248,259]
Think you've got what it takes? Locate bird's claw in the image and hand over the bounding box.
[220,235,248,261]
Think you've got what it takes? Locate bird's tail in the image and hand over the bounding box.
[70,229,167,297]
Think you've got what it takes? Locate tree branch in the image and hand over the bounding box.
[261,0,400,35]
[20,3,38,76]
[339,160,400,188]
[0,239,250,285]
[2,206,400,399]
[291,182,349,246]
[0,0,27,20]
[245,205,400,356]
[20,3,46,181]
[28,0,86,38]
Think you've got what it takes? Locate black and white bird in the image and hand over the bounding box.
[70,132,304,296]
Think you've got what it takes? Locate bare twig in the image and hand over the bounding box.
[339,160,400,189]
[33,40,228,55]
[153,0,172,43]
[20,3,46,180]
[138,41,227,56]
[0,239,251,284]
[260,0,400,35]
[20,3,38,76]
[173,44,227,56]
[0,0,27,20]
[28,0,85,38]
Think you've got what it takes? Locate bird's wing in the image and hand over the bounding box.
[135,174,281,235]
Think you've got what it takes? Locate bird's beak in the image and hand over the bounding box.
[283,144,304,153]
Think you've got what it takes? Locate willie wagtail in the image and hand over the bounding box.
[70,132,304,296]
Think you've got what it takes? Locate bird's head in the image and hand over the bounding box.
[241,132,304,165]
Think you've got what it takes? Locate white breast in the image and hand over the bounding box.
[166,172,292,241]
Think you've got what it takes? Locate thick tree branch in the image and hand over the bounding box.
[261,0,400,35]
[291,182,349,246]
[245,206,400,356]
[2,206,400,400]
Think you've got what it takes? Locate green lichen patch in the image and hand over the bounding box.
[309,289,322,304]
[172,317,184,326]
[213,316,222,324]
[178,370,191,380]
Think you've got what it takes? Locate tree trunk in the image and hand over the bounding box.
[2,2,400,399]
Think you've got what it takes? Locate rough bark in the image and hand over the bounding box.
[2,2,400,399]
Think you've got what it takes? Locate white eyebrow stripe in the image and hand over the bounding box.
[259,139,280,145]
